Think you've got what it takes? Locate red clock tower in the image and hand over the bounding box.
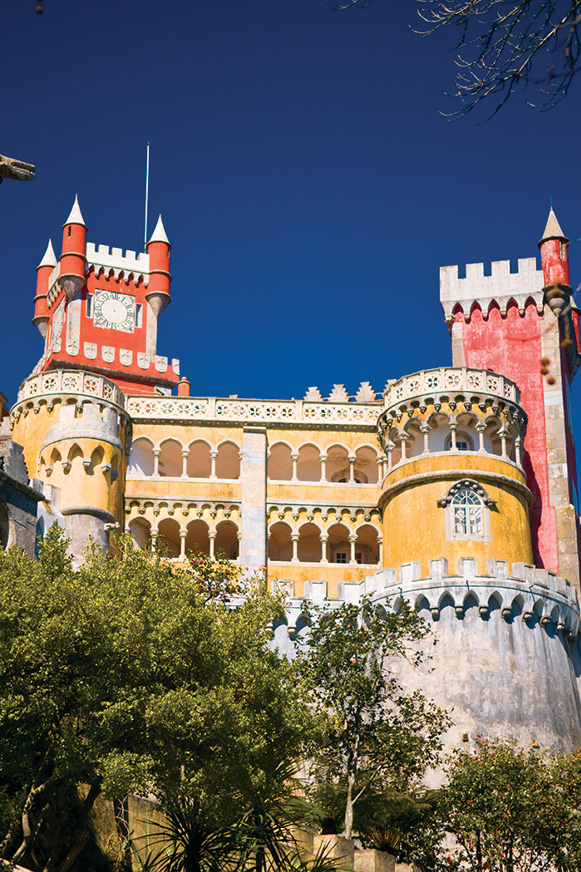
[32,197,181,396]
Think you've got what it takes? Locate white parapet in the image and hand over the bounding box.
[440,258,544,322]
[86,243,150,284]
[274,558,579,639]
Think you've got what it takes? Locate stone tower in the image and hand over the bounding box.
[440,210,581,589]
[12,200,183,559]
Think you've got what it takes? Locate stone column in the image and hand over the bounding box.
[399,435,409,461]
[320,453,327,482]
[210,450,218,480]
[181,449,189,478]
[515,436,522,467]
[449,422,457,451]
[291,452,299,482]
[209,531,216,558]
[291,533,299,563]
[420,423,430,454]
[386,441,395,470]
[240,428,267,573]
[348,455,356,483]
[499,427,508,459]
[476,422,486,452]
[377,534,383,564]
[152,448,161,477]
[179,530,187,560]
[349,533,357,565]
[320,532,329,564]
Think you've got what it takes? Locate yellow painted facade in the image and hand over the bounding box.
[380,453,532,578]
[9,361,538,593]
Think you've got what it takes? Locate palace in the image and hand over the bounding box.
[2,198,581,751]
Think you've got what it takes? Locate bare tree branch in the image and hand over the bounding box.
[331,1,581,116]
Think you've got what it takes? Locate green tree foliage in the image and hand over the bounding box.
[294,598,451,839]
[434,739,581,872]
[0,528,312,871]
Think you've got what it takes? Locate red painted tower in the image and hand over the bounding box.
[440,210,581,588]
[32,198,181,396]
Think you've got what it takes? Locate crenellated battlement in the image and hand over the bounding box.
[440,257,544,322]
[270,557,579,638]
[86,242,150,285]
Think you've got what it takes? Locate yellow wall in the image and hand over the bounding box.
[380,453,533,577]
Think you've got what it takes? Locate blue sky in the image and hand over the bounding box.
[1,0,580,410]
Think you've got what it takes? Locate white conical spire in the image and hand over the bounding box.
[37,239,57,269]
[63,194,86,228]
[539,208,568,243]
[148,214,170,246]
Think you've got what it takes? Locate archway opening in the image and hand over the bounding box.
[157,517,181,557]
[129,517,151,550]
[215,520,239,560]
[298,523,321,562]
[327,446,349,482]
[355,525,379,564]
[268,444,292,480]
[128,439,154,476]
[354,446,379,483]
[268,522,292,561]
[216,442,240,479]
[185,519,210,555]
[187,442,211,478]
[159,440,183,477]
[297,445,321,482]
[327,522,350,564]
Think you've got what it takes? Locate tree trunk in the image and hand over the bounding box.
[344,768,356,840]
[12,781,48,864]
[344,718,360,840]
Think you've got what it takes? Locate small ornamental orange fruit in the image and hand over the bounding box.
[541,356,551,366]
[562,338,573,349]
[547,376,556,385]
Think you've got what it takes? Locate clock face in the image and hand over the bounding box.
[93,290,135,332]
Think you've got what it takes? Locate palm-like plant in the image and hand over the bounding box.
[233,760,305,872]
[133,797,237,872]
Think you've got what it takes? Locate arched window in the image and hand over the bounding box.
[439,479,494,542]
[445,431,474,452]
[451,487,483,537]
[452,487,484,539]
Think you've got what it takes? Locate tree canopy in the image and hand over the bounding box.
[0,528,312,870]
[294,598,451,839]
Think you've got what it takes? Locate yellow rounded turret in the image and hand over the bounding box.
[11,370,130,558]
[377,367,533,576]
